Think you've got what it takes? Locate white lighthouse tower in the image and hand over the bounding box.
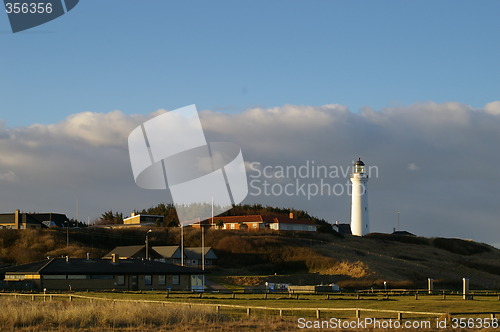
[350,158,369,236]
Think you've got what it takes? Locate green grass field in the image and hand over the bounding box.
[68,291,500,318]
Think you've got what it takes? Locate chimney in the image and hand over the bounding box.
[131,212,136,217]
[289,212,293,219]
[111,253,119,263]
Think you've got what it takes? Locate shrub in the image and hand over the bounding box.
[432,238,490,255]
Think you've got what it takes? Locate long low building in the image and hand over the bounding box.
[1,256,206,291]
[193,213,318,232]
[0,210,68,229]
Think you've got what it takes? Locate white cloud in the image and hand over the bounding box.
[0,102,499,246]
[407,163,419,171]
[0,170,17,182]
[485,101,500,115]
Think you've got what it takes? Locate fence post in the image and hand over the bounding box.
[490,313,496,319]
[463,278,469,300]
[216,305,220,314]
[415,292,418,300]
[397,312,403,320]
[69,295,73,302]
[265,293,268,299]
[31,295,35,301]
[316,310,321,319]
[199,292,203,298]
[279,309,283,317]
[232,293,236,299]
[356,309,360,318]
[327,294,330,300]
[296,294,299,300]
[247,308,251,316]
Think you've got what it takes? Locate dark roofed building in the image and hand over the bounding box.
[102,245,162,260]
[152,246,183,265]
[183,247,217,267]
[1,257,206,291]
[332,223,352,235]
[0,210,68,229]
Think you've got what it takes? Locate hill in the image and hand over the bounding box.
[1,227,499,290]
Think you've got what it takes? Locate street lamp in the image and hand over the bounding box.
[145,229,152,260]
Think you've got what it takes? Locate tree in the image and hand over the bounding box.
[98,210,123,224]
[216,219,224,229]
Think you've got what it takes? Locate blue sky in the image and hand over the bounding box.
[1,1,499,126]
[1,1,500,247]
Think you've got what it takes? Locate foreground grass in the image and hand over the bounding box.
[2,293,499,331]
[0,297,296,331]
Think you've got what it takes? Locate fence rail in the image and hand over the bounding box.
[1,292,498,320]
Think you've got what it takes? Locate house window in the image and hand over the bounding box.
[44,275,67,280]
[116,275,125,285]
[172,275,180,285]
[144,275,152,285]
[5,274,26,280]
[90,275,113,280]
[158,275,166,285]
[230,224,235,229]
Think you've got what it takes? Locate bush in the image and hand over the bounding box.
[432,238,491,255]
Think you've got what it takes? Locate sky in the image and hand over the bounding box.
[0,1,499,247]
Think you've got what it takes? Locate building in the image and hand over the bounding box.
[123,213,164,226]
[1,256,206,291]
[332,222,352,235]
[183,247,218,267]
[104,246,218,268]
[193,213,318,232]
[267,215,318,232]
[102,245,162,260]
[0,210,68,229]
[350,158,370,236]
[152,246,183,265]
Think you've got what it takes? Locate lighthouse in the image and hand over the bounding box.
[350,158,369,236]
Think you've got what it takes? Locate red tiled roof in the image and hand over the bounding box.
[201,215,264,224]
[198,214,317,226]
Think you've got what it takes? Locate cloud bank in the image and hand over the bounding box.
[0,102,498,246]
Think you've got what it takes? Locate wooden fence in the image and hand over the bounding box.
[1,292,499,321]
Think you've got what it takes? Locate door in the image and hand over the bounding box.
[130,275,138,291]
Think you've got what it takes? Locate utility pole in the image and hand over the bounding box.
[201,222,205,271]
[180,224,184,266]
[145,229,152,260]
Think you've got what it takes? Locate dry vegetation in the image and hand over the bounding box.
[0,297,296,331]
[2,227,500,290]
